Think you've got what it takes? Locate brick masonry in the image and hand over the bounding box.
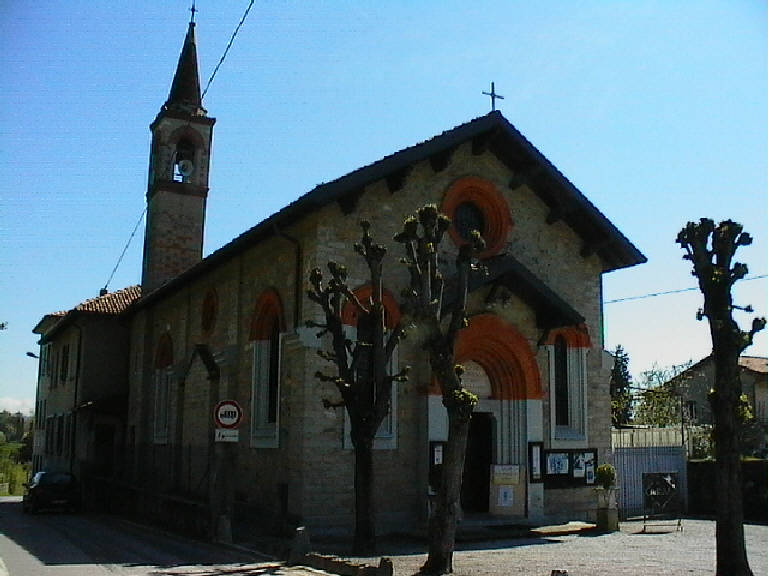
[126,138,622,536]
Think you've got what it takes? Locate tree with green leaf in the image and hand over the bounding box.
[307,221,408,554]
[632,362,691,427]
[609,345,633,426]
[677,218,765,576]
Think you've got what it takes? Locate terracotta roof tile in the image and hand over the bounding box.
[73,286,142,315]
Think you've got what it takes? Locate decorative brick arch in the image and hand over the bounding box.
[543,324,592,348]
[249,288,286,341]
[441,176,512,258]
[453,314,542,400]
[154,332,174,369]
[341,285,401,329]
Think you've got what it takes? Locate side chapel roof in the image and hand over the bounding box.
[34,285,141,341]
[134,111,646,310]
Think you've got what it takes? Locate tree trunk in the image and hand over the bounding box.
[353,435,376,554]
[422,408,470,575]
[712,349,753,576]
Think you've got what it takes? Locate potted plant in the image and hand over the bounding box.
[594,464,619,531]
[596,464,616,490]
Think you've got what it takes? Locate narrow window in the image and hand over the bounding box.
[153,334,173,444]
[60,344,70,385]
[250,306,282,448]
[267,318,281,424]
[554,335,569,427]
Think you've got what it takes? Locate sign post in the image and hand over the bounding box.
[214,399,242,442]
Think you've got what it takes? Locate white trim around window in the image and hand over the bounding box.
[250,335,282,448]
[549,344,588,446]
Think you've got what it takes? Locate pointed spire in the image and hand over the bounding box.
[164,20,206,116]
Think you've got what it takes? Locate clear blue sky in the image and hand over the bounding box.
[1,1,766,413]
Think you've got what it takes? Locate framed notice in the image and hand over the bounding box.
[543,448,598,488]
[546,452,570,475]
[528,442,543,483]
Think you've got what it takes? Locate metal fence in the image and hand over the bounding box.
[612,427,688,520]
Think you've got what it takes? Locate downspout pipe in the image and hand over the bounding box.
[70,322,83,475]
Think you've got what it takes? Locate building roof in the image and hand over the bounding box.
[134,111,647,311]
[739,356,768,375]
[34,286,141,341]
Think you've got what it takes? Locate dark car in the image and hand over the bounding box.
[22,471,81,513]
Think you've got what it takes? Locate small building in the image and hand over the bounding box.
[677,355,768,456]
[31,287,140,477]
[32,17,646,538]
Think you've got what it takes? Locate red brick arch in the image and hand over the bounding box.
[452,314,542,400]
[441,176,512,258]
[249,288,286,341]
[543,324,592,348]
[341,285,401,329]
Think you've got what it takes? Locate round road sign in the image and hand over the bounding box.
[214,400,243,429]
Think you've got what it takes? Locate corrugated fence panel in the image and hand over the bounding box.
[612,430,687,520]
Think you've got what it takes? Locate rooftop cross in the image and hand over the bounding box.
[190,1,197,24]
[482,81,504,112]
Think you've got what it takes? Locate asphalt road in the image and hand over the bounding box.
[0,497,317,576]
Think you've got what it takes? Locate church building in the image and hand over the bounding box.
[33,18,645,539]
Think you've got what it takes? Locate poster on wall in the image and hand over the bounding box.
[573,452,586,478]
[584,452,595,485]
[546,452,569,475]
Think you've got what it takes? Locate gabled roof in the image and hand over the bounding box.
[739,356,768,375]
[134,111,646,310]
[666,354,768,385]
[35,286,141,341]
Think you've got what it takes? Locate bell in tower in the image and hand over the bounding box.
[142,17,216,293]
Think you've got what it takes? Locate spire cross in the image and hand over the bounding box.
[482,82,504,112]
[190,1,197,23]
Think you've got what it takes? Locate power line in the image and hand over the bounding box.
[605,273,767,304]
[201,0,255,101]
[103,208,147,292]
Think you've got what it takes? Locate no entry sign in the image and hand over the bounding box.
[213,400,243,429]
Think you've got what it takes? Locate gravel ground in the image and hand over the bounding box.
[333,519,768,576]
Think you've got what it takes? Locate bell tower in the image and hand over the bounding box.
[142,18,215,292]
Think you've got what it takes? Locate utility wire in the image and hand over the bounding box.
[605,273,767,304]
[103,208,147,292]
[201,0,255,101]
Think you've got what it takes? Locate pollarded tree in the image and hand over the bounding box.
[307,221,408,554]
[394,204,485,575]
[677,218,765,576]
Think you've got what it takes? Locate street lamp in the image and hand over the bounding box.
[26,352,39,359]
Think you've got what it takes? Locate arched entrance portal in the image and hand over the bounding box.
[451,315,542,516]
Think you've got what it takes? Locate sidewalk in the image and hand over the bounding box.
[291,519,767,576]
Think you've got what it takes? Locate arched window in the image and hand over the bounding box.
[201,288,218,334]
[249,289,284,448]
[340,285,401,450]
[554,335,569,426]
[546,326,591,443]
[172,138,196,183]
[441,176,512,258]
[154,333,173,443]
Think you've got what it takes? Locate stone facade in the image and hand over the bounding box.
[123,122,643,535]
[34,21,646,540]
